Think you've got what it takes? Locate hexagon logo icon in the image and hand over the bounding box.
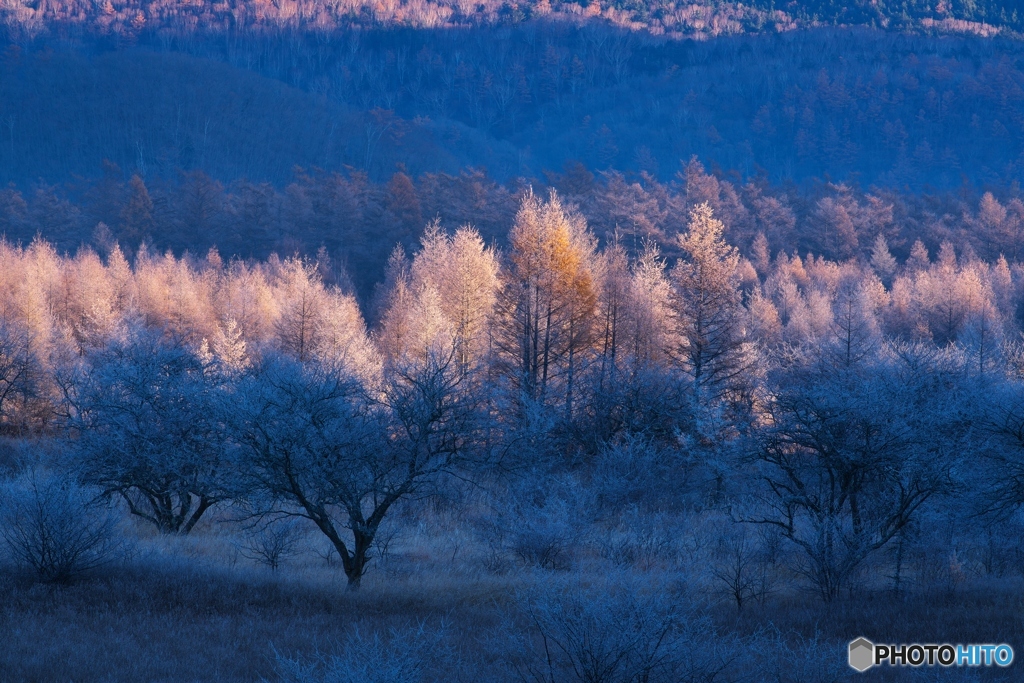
[849,638,874,672]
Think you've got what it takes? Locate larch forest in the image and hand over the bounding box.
[1,1,1024,681]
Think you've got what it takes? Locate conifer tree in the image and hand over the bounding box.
[669,203,748,404]
[495,190,598,415]
[120,175,154,245]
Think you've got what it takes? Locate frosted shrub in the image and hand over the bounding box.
[499,579,736,683]
[239,519,302,571]
[477,476,591,572]
[270,622,453,683]
[745,630,850,683]
[597,508,679,570]
[0,471,123,582]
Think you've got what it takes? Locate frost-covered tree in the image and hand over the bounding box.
[235,347,476,588]
[495,190,599,415]
[869,234,897,285]
[407,222,500,370]
[822,273,883,369]
[0,322,43,435]
[625,241,673,370]
[70,331,233,533]
[669,203,748,405]
[272,256,327,362]
[749,352,966,601]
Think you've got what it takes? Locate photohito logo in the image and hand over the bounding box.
[848,638,1014,672]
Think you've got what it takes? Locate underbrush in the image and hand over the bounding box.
[0,505,1021,683]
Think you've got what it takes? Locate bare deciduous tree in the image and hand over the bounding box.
[236,345,477,588]
[748,355,965,601]
[71,331,233,534]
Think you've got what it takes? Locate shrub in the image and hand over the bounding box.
[590,436,694,514]
[746,630,851,683]
[0,471,123,582]
[476,475,591,572]
[597,508,679,570]
[239,519,302,571]
[499,578,737,683]
[710,527,778,610]
[269,622,454,683]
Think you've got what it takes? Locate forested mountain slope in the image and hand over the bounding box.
[1,0,1020,37]
[2,28,1023,189]
[0,1,1022,295]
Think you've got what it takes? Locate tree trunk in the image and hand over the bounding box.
[342,530,375,590]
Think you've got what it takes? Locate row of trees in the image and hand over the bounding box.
[67,335,473,586]
[3,192,1024,596]
[2,0,1017,40]
[5,157,1024,300]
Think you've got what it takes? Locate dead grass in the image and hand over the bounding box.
[0,553,512,683]
[2,514,1023,682]
[713,583,1024,682]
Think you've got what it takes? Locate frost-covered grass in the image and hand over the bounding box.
[1,508,1022,683]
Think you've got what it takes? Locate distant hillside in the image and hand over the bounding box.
[1,26,1021,190]
[0,47,517,184]
[0,0,1020,39]
[0,0,1023,285]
